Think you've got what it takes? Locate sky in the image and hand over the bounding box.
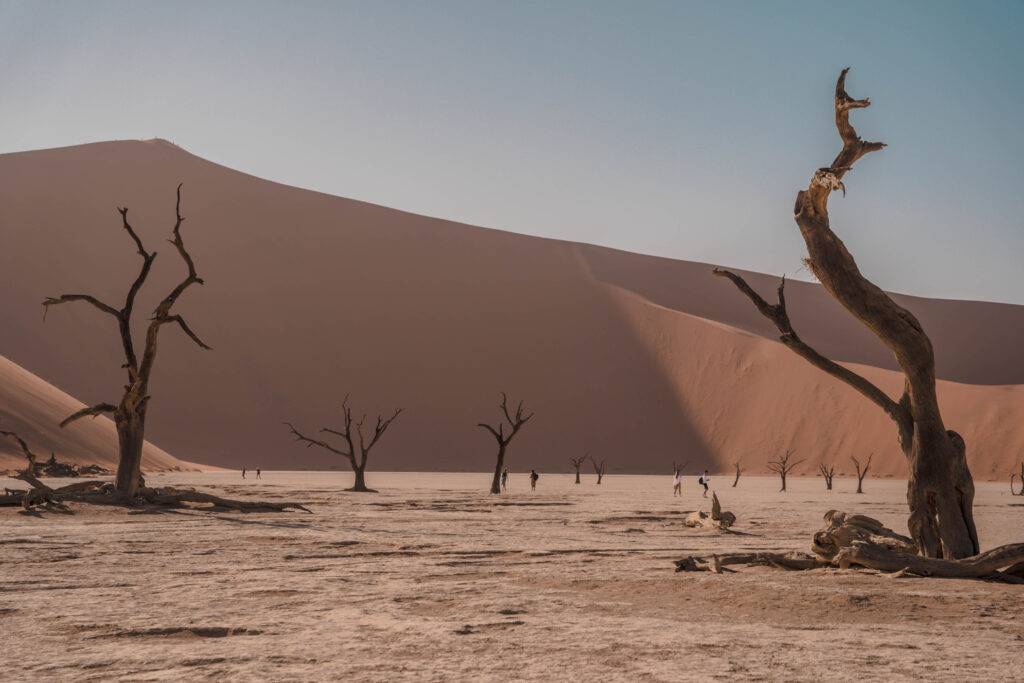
[1,0,1022,303]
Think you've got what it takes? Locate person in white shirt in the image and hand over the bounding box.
[672,468,684,496]
[698,470,710,498]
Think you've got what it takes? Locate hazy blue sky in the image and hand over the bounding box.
[2,1,1022,303]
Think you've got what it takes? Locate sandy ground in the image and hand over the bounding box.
[2,472,1022,682]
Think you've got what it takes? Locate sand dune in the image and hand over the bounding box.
[1,139,1022,477]
[0,355,202,472]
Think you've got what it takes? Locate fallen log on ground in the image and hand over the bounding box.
[675,510,1024,583]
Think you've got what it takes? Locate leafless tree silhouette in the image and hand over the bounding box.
[477,393,533,494]
[286,396,402,493]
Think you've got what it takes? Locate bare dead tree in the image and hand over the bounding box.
[818,462,836,491]
[712,69,980,559]
[590,456,607,485]
[851,453,873,494]
[477,393,533,494]
[1015,462,1024,496]
[672,460,689,478]
[570,454,588,485]
[286,396,402,493]
[732,460,742,487]
[767,449,804,492]
[43,185,210,501]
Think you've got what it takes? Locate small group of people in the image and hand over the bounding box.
[673,468,710,498]
[499,467,540,491]
[241,468,261,479]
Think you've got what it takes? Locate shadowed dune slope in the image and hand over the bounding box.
[0,355,203,472]
[1,140,1022,476]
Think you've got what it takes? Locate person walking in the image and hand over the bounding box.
[698,470,710,498]
[501,467,509,492]
[256,468,262,480]
[242,468,246,479]
[672,468,683,497]
[529,469,539,491]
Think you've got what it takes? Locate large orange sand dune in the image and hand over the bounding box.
[1,140,1022,477]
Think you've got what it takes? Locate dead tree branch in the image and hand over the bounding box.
[478,392,533,494]
[851,453,873,494]
[286,395,402,492]
[711,69,979,558]
[818,462,836,490]
[767,449,804,492]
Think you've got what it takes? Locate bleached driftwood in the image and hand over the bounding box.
[675,510,1024,583]
[683,492,736,530]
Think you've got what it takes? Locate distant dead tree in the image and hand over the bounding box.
[767,450,804,492]
[591,456,607,485]
[672,460,688,478]
[477,393,533,495]
[286,396,402,493]
[712,69,981,559]
[43,185,210,501]
[570,454,587,485]
[732,460,742,487]
[818,462,836,490]
[851,454,873,494]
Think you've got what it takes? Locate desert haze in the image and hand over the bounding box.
[2,139,1023,478]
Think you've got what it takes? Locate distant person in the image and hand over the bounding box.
[529,469,539,491]
[242,468,246,479]
[501,467,509,491]
[256,468,262,479]
[698,470,710,498]
[673,468,683,497]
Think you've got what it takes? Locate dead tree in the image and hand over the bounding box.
[712,69,979,559]
[818,462,836,490]
[732,460,742,487]
[570,455,587,485]
[286,396,402,493]
[851,453,873,494]
[477,393,533,494]
[43,185,210,501]
[767,449,804,492]
[672,460,688,479]
[1011,461,1023,496]
[590,456,607,484]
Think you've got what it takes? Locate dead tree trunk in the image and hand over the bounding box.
[712,69,978,559]
[571,455,587,485]
[590,456,606,485]
[819,462,835,490]
[1014,462,1024,496]
[732,460,742,487]
[286,396,402,493]
[477,393,533,494]
[768,450,803,492]
[44,185,210,501]
[852,453,872,494]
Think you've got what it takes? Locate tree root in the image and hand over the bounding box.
[675,509,1024,582]
[1,480,311,514]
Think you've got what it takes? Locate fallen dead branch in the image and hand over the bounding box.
[675,510,1024,582]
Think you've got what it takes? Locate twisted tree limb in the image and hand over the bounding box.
[711,69,979,558]
[477,392,533,494]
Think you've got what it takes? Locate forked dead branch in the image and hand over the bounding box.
[712,68,995,560]
[851,453,872,494]
[590,456,607,484]
[818,462,836,490]
[37,187,308,513]
[695,68,1024,579]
